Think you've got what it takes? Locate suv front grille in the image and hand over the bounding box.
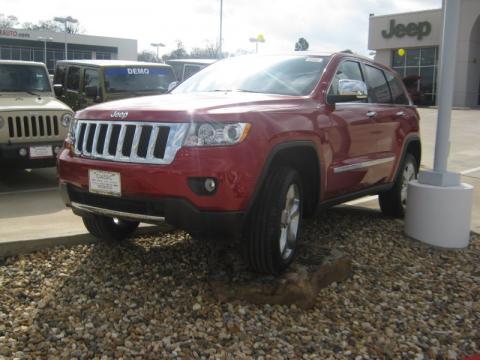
[7,115,59,139]
[73,120,189,165]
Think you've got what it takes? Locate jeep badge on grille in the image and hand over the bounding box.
[110,111,128,119]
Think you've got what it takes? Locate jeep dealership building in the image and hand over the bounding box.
[0,28,137,73]
[369,0,480,107]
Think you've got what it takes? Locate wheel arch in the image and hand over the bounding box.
[393,134,422,181]
[246,141,322,218]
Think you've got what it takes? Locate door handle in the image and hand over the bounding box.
[396,111,406,117]
[366,111,377,117]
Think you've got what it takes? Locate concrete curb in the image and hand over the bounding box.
[0,224,172,258]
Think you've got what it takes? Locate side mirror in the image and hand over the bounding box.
[85,86,98,99]
[53,84,63,97]
[327,79,368,103]
[168,81,178,92]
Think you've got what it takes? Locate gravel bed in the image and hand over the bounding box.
[0,206,479,359]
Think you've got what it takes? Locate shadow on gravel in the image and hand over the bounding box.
[1,206,479,358]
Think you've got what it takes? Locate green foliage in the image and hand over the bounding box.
[294,38,309,51]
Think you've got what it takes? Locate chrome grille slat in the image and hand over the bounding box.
[73,120,189,165]
[115,125,128,159]
[146,126,160,161]
[82,123,92,155]
[102,124,113,157]
[130,125,143,159]
[91,124,101,156]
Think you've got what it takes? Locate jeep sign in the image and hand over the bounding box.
[381,19,432,40]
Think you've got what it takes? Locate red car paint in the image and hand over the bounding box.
[58,52,420,231]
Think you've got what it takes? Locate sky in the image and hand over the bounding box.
[2,0,442,56]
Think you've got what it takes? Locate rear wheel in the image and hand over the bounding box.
[82,214,139,242]
[244,167,303,274]
[379,153,418,218]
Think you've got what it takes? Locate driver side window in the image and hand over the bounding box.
[329,60,366,102]
[84,69,99,92]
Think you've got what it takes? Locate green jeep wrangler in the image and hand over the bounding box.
[53,60,176,111]
[0,60,74,168]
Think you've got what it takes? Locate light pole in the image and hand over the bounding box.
[37,36,53,65]
[219,0,223,58]
[150,43,165,62]
[54,16,78,60]
[404,0,473,248]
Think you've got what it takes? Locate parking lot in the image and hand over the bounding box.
[0,107,479,358]
[1,107,479,248]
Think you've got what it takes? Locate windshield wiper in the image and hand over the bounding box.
[25,90,42,97]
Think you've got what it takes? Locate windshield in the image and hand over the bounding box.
[0,64,51,92]
[104,66,175,93]
[172,55,329,96]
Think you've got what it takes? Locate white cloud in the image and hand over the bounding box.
[1,0,442,56]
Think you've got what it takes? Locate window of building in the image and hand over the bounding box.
[66,66,81,90]
[392,47,438,106]
[365,65,392,104]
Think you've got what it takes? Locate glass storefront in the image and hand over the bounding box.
[391,47,438,106]
[0,45,115,73]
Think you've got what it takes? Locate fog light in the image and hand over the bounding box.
[54,146,61,154]
[204,178,216,192]
[19,148,28,157]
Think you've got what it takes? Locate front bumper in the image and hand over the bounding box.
[61,182,245,235]
[0,141,63,168]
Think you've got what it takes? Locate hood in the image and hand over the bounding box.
[0,93,73,113]
[77,92,310,120]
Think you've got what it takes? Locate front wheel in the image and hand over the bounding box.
[244,167,303,274]
[82,214,139,242]
[379,153,418,218]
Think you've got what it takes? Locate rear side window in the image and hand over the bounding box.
[328,60,365,100]
[365,65,392,104]
[385,71,409,105]
[66,66,80,91]
[83,68,99,90]
[54,65,66,85]
[183,64,202,80]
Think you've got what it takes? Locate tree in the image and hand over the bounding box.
[190,41,219,59]
[294,37,309,51]
[162,40,189,61]
[23,20,83,34]
[0,13,18,28]
[138,50,159,63]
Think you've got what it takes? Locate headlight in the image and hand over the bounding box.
[0,116,4,129]
[61,113,74,127]
[183,122,251,146]
[66,118,78,146]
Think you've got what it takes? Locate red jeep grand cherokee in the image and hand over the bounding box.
[58,52,421,274]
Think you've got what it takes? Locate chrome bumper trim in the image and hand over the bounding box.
[71,201,165,223]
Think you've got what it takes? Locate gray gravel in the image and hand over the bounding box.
[1,206,479,359]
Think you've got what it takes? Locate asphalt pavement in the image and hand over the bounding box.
[0,108,479,255]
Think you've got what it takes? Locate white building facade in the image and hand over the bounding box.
[0,28,137,73]
[369,0,480,107]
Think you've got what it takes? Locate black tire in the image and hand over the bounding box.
[82,214,139,242]
[379,153,418,218]
[244,167,303,274]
